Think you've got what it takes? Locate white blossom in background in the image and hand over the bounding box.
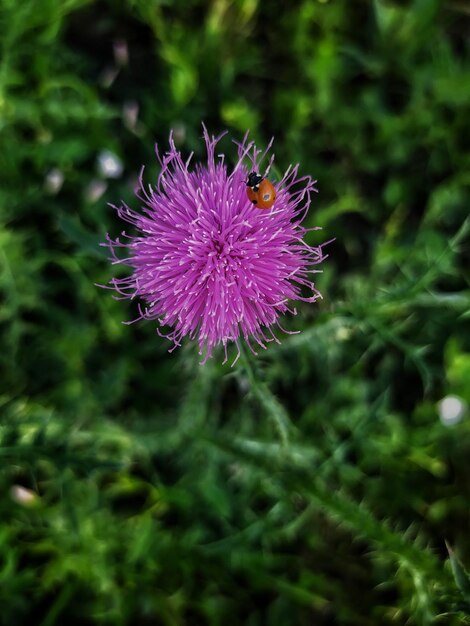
[437,395,467,426]
[113,38,129,67]
[10,485,38,506]
[97,150,124,179]
[123,100,139,131]
[85,179,108,203]
[44,168,64,194]
[172,122,186,145]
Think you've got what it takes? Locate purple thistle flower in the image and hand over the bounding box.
[103,126,329,364]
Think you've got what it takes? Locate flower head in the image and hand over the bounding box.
[103,126,328,364]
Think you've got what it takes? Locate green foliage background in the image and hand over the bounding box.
[1,0,469,623]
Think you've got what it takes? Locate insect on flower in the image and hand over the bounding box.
[102,125,330,365]
[246,171,277,209]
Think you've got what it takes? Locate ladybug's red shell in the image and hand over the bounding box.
[256,179,276,209]
[246,176,276,210]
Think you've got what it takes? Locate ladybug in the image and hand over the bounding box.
[246,172,276,209]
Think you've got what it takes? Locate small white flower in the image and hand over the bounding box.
[10,485,37,506]
[437,395,467,426]
[85,179,108,203]
[113,38,129,67]
[44,168,64,194]
[97,150,124,179]
[123,100,139,131]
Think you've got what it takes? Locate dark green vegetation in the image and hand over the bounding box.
[1,0,470,624]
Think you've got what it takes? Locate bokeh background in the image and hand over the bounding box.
[1,0,469,624]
